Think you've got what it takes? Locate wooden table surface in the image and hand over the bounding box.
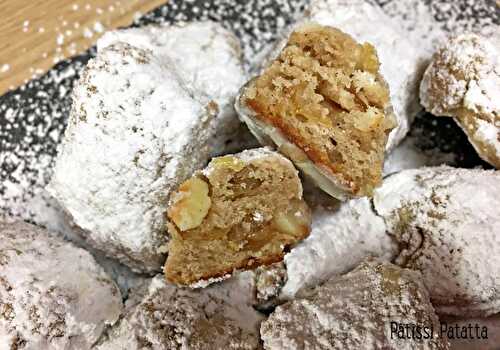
[0,0,168,96]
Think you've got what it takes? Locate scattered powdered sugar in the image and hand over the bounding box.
[474,118,500,155]
[0,1,498,337]
[202,147,298,182]
[97,21,252,156]
[379,0,499,54]
[383,133,457,175]
[136,0,309,70]
[189,273,232,289]
[0,0,308,227]
[1,61,83,221]
[2,0,497,235]
[420,33,499,117]
[253,263,287,306]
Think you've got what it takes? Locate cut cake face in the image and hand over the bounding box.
[164,148,311,286]
[237,23,395,200]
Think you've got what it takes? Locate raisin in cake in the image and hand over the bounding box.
[237,23,395,200]
[0,221,123,349]
[165,148,311,286]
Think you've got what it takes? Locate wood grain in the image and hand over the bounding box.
[0,0,168,95]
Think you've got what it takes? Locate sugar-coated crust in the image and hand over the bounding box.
[96,274,263,350]
[167,250,295,289]
[48,22,247,272]
[261,259,449,350]
[98,21,250,155]
[250,186,397,307]
[280,193,397,299]
[202,147,299,183]
[308,0,426,151]
[0,221,123,349]
[48,42,209,272]
[420,33,500,168]
[374,166,500,317]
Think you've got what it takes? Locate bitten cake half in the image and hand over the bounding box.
[164,148,312,286]
[236,23,395,200]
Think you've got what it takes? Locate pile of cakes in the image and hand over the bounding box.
[1,0,499,349]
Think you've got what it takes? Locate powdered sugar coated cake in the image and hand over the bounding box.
[48,22,247,272]
[0,221,123,349]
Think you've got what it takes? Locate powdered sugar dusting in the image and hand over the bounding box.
[96,21,253,156]
[97,274,263,349]
[261,260,447,349]
[189,273,232,289]
[0,221,123,349]
[374,166,500,317]
[281,194,396,299]
[475,119,500,155]
[0,0,498,339]
[420,33,500,167]
[420,33,499,117]
[47,41,213,272]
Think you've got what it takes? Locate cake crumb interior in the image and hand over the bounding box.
[165,153,311,285]
[244,23,395,196]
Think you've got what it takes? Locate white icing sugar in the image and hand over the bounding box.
[98,21,249,154]
[234,146,278,162]
[48,42,211,273]
[379,0,499,54]
[202,147,299,190]
[189,274,231,289]
[474,119,500,155]
[18,190,149,298]
[307,0,427,151]
[420,33,500,118]
[280,195,396,299]
[374,166,500,317]
[0,221,123,349]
